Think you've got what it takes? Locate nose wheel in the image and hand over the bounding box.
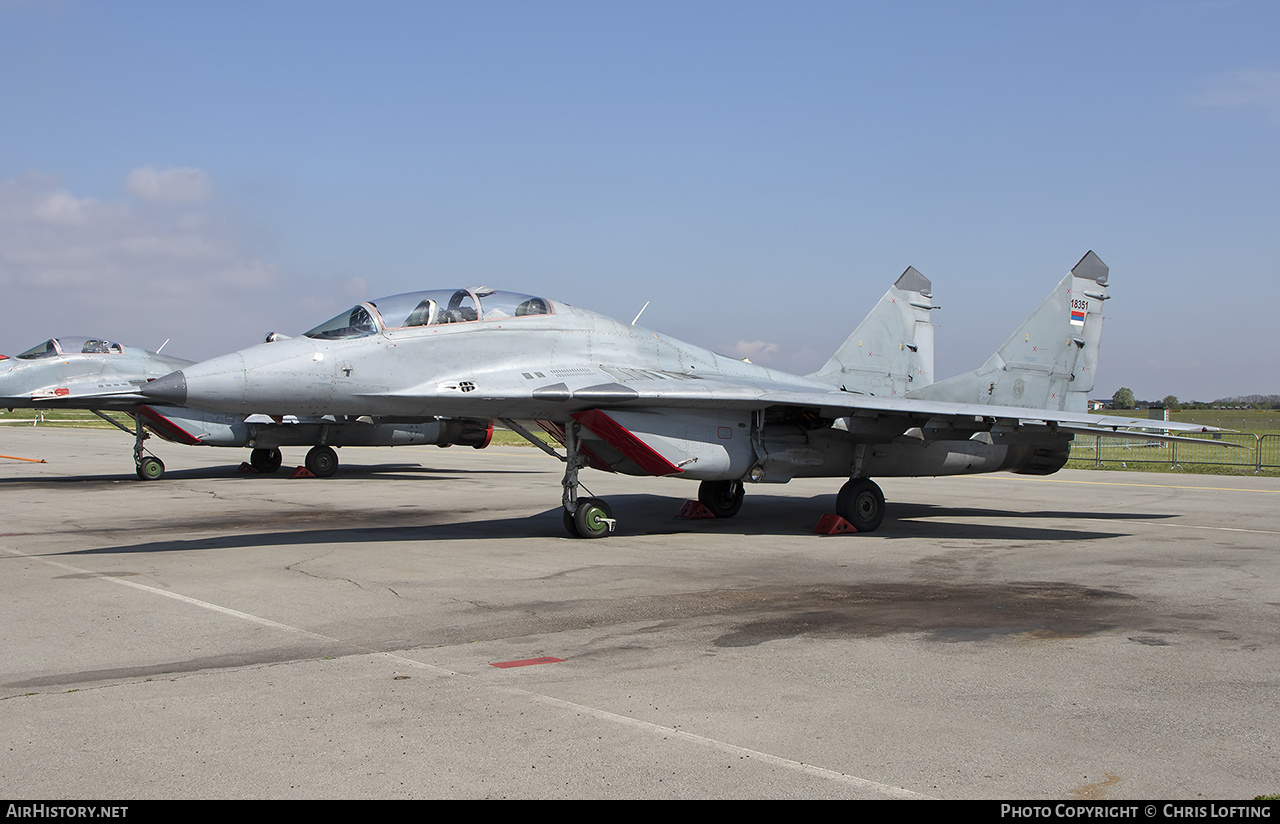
[136,455,165,480]
[566,497,614,538]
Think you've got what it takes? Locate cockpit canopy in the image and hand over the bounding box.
[304,288,553,341]
[16,337,124,360]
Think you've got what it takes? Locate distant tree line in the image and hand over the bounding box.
[1107,389,1280,410]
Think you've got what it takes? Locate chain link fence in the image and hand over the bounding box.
[1069,432,1280,472]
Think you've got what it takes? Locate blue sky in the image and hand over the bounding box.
[1,0,1276,401]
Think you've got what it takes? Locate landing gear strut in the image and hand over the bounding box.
[91,410,166,480]
[836,477,885,532]
[560,421,615,538]
[131,414,163,480]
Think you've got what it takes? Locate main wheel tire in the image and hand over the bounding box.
[836,478,886,532]
[305,445,339,478]
[698,479,745,518]
[250,447,283,474]
[136,456,165,481]
[572,497,614,539]
[562,508,582,538]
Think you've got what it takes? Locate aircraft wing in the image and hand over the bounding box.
[375,366,1222,441]
[21,385,152,406]
[758,389,1222,437]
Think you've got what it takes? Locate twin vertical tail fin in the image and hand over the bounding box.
[909,251,1109,413]
[809,267,936,396]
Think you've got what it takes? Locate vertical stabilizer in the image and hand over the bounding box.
[910,251,1108,412]
[809,267,936,395]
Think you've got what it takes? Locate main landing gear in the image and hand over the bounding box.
[304,445,339,477]
[836,477,886,532]
[248,445,338,477]
[553,418,886,536]
[698,479,745,518]
[689,475,887,533]
[250,448,283,474]
[696,477,886,532]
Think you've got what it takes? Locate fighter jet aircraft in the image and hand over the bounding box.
[142,252,1220,537]
[2,335,492,479]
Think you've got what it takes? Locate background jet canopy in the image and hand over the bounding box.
[303,289,552,340]
[16,337,124,359]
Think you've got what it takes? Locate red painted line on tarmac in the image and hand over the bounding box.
[490,657,564,668]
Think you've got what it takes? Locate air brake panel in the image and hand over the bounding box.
[571,408,754,480]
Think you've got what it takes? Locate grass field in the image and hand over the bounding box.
[0,408,131,430]
[1069,409,1280,475]
[1167,409,1280,437]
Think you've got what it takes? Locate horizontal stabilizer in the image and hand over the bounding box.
[1051,424,1246,448]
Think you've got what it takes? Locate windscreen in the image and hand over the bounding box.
[304,305,379,340]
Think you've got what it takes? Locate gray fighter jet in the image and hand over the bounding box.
[2,335,492,479]
[142,252,1219,537]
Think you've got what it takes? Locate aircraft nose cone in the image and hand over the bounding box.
[143,371,188,405]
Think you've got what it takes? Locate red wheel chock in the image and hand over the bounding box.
[290,466,317,479]
[813,514,856,534]
[675,500,717,519]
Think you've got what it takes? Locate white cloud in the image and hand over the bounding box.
[125,165,213,204]
[732,339,780,362]
[0,172,276,356]
[343,275,370,298]
[1190,69,1280,118]
[31,190,105,224]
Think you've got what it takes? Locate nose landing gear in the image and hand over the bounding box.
[560,421,615,538]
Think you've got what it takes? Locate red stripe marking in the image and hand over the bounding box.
[571,409,683,477]
[134,405,204,445]
[533,419,613,473]
[533,419,567,444]
[490,657,564,668]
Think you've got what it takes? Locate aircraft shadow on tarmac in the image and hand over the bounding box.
[627,495,1171,542]
[0,461,546,487]
[43,491,1175,557]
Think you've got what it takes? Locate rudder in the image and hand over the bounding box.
[809,267,936,396]
[909,251,1109,412]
